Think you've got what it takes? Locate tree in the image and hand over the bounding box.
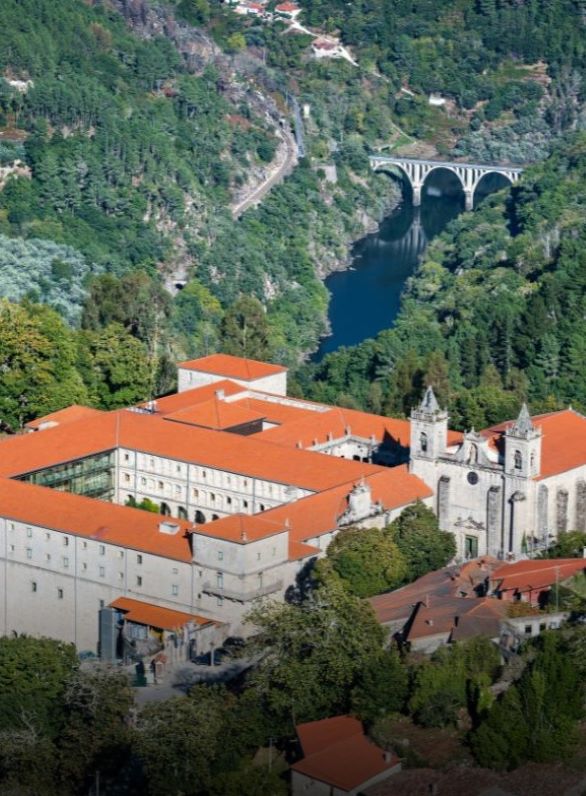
[220,295,272,361]
[540,530,586,559]
[389,502,456,581]
[351,649,408,723]
[0,637,77,738]
[134,687,228,796]
[315,526,407,598]
[246,581,385,728]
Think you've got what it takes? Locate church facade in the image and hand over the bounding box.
[409,387,586,560]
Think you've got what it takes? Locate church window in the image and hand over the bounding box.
[467,471,479,485]
[420,432,428,453]
[468,444,478,465]
[514,450,522,470]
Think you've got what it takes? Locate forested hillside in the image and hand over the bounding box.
[299,133,586,430]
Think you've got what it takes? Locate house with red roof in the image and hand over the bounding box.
[291,716,401,795]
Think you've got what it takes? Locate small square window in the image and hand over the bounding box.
[175,484,181,494]
[524,625,532,635]
[171,584,179,596]
[141,477,146,486]
[26,527,32,538]
[63,556,69,568]
[99,545,105,556]
[99,599,105,609]
[218,551,224,561]
[82,541,88,549]
[172,567,179,575]
[124,473,131,483]
[119,572,124,581]
[57,588,64,599]
[227,496,232,505]
[193,488,199,498]
[137,554,143,565]
[119,550,124,559]
[124,453,130,462]
[158,481,164,491]
[82,562,87,571]
[136,576,143,587]
[99,566,105,578]
[257,552,261,561]
[45,532,51,541]
[9,544,14,553]
[176,464,182,473]
[31,581,37,593]
[63,536,69,547]
[26,547,32,560]
[46,553,51,562]
[9,523,15,531]
[243,500,249,509]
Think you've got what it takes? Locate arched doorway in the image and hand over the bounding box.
[194,510,206,524]
[160,502,171,516]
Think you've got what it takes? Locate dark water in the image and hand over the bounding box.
[312,169,511,360]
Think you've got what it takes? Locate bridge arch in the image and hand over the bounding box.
[370,156,522,211]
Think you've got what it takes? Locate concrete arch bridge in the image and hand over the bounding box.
[370,155,523,211]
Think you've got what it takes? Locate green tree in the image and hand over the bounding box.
[246,581,384,728]
[315,526,407,598]
[389,502,456,581]
[220,295,272,361]
[351,648,409,723]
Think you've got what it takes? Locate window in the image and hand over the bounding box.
[420,432,428,453]
[46,553,51,562]
[210,493,216,502]
[217,596,224,607]
[158,481,164,491]
[171,584,179,596]
[63,536,69,547]
[26,547,32,560]
[136,576,142,587]
[514,450,523,470]
[57,588,63,599]
[119,550,124,558]
[150,458,155,468]
[468,444,478,465]
[99,599,105,609]
[176,464,182,474]
[260,504,265,512]
[62,556,69,568]
[243,480,248,488]
[141,477,146,486]
[9,544,14,553]
[31,581,37,592]
[227,496,232,506]
[119,572,124,581]
[175,484,181,494]
[82,541,87,550]
[172,567,179,575]
[524,624,532,635]
[217,572,224,588]
[9,523,14,531]
[99,566,105,578]
[137,554,143,565]
[82,562,87,571]
[124,453,130,462]
[26,527,32,538]
[272,547,276,557]
[124,473,131,483]
[202,470,207,479]
[218,551,224,561]
[99,545,105,556]
[192,488,199,498]
[243,500,249,509]
[45,532,51,541]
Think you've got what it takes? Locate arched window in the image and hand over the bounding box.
[160,502,171,516]
[194,510,206,524]
[468,444,478,465]
[420,432,428,453]
[178,506,187,520]
[514,450,522,470]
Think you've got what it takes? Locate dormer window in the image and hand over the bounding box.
[514,450,523,470]
[420,432,428,453]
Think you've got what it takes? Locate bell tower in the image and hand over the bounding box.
[504,404,542,478]
[410,386,448,462]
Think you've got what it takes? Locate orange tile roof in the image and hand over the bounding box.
[110,597,213,629]
[0,478,193,561]
[491,558,586,593]
[407,596,506,642]
[289,540,320,561]
[143,380,245,415]
[178,354,286,380]
[192,512,286,543]
[482,409,586,479]
[24,404,104,430]
[293,716,399,791]
[165,398,265,430]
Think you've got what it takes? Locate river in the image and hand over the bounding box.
[312,169,511,360]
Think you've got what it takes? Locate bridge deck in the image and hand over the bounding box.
[369,155,523,173]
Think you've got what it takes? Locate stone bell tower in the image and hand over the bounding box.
[410,386,448,463]
[504,404,542,478]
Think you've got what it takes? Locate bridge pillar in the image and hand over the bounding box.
[412,183,422,207]
[464,189,474,212]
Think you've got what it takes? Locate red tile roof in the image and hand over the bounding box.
[407,596,506,643]
[165,398,265,430]
[110,597,214,629]
[142,380,245,415]
[491,558,586,594]
[292,716,399,791]
[178,354,286,380]
[25,404,104,430]
[0,478,193,561]
[482,409,586,479]
[192,512,286,543]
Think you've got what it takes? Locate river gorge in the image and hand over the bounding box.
[313,169,512,360]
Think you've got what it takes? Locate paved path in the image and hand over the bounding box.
[232,126,298,218]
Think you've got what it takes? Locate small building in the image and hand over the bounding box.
[311,38,343,59]
[234,1,265,15]
[177,353,288,395]
[275,2,301,19]
[291,716,401,796]
[428,93,446,107]
[490,558,586,606]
